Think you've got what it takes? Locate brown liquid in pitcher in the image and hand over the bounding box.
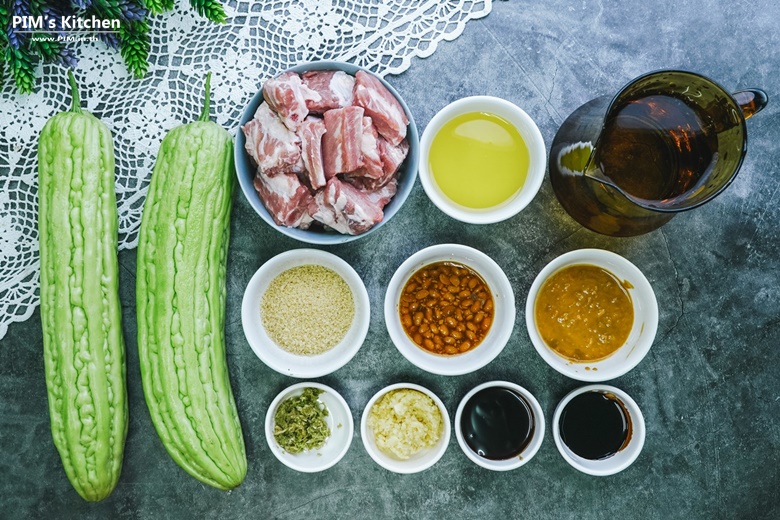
[592,94,718,201]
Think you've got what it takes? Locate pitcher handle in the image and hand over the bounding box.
[732,89,768,119]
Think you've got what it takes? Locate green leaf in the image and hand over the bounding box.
[7,47,37,94]
[119,19,150,78]
[189,0,227,24]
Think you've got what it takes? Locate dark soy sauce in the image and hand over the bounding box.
[460,387,534,460]
[559,391,632,460]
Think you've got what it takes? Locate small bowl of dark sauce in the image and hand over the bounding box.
[552,384,646,476]
[454,381,545,471]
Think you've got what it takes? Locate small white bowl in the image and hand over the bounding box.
[552,384,646,476]
[418,95,546,224]
[384,244,515,376]
[265,382,354,473]
[360,383,451,474]
[454,381,545,471]
[525,248,658,382]
[242,249,370,378]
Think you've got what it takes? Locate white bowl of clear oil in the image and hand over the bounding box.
[419,96,546,224]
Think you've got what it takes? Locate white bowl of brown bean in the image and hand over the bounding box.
[242,249,370,378]
[384,244,515,376]
[525,249,658,382]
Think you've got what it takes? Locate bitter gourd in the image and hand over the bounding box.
[37,71,128,502]
[136,73,247,490]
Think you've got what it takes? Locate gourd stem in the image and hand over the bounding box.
[198,72,212,122]
[68,70,82,114]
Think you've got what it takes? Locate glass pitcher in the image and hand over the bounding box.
[549,70,767,237]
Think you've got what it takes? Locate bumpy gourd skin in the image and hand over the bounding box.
[37,72,128,502]
[136,74,246,490]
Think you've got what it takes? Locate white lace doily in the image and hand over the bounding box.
[0,0,491,340]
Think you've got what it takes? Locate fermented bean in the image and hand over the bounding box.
[399,260,494,356]
[481,318,491,331]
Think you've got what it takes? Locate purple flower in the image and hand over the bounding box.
[58,45,78,68]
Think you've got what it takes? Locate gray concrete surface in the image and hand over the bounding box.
[2,0,779,518]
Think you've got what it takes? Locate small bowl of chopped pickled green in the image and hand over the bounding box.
[242,248,370,378]
[265,382,354,473]
[360,383,451,474]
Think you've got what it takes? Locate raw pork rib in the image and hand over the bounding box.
[253,170,314,229]
[309,177,384,235]
[299,117,327,190]
[353,70,409,146]
[302,70,355,113]
[357,117,385,179]
[242,102,304,176]
[379,137,409,177]
[322,106,365,180]
[263,72,320,131]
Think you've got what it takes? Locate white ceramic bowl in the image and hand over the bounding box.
[360,383,451,474]
[242,249,370,378]
[384,244,515,376]
[454,381,545,471]
[418,95,546,224]
[265,382,354,473]
[525,248,658,382]
[552,384,646,476]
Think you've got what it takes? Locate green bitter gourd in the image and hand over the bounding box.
[37,71,128,502]
[136,73,246,490]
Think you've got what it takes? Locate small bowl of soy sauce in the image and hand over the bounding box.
[454,381,545,471]
[552,384,646,476]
